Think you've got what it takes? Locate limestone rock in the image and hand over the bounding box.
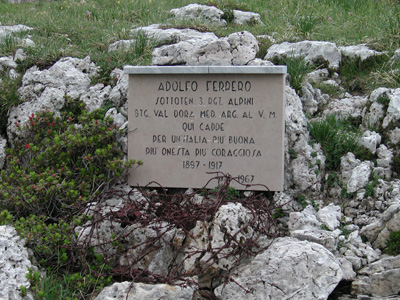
[305,68,329,83]
[8,87,65,143]
[0,24,32,39]
[322,95,368,119]
[352,255,400,297]
[284,85,308,146]
[0,56,17,70]
[214,237,342,300]
[289,206,340,251]
[169,4,226,26]
[363,87,389,129]
[108,39,136,52]
[0,136,6,169]
[184,202,254,272]
[14,49,27,62]
[75,188,177,276]
[339,44,385,61]
[232,10,263,25]
[152,31,258,66]
[346,161,372,193]
[289,140,325,193]
[18,56,99,101]
[360,204,400,249]
[376,144,393,179]
[382,88,400,128]
[358,130,381,154]
[246,58,274,66]
[265,40,341,69]
[105,108,127,128]
[109,68,128,107]
[80,83,111,113]
[389,127,400,144]
[317,203,342,231]
[130,24,218,47]
[301,82,329,115]
[0,225,34,300]
[93,282,194,300]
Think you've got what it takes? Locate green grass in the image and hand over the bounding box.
[308,114,362,170]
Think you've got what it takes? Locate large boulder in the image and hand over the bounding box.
[152,31,258,66]
[0,225,34,300]
[265,40,341,69]
[214,237,343,300]
[93,282,194,300]
[18,56,99,101]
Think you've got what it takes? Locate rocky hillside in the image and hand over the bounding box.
[1,2,400,300]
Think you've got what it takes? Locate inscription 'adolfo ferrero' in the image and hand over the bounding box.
[127,67,286,191]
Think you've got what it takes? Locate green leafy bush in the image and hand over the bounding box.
[0,103,139,299]
[0,105,139,218]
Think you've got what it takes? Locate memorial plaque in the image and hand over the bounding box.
[125,66,287,191]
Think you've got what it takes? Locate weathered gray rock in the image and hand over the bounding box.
[0,136,6,169]
[8,87,65,142]
[0,24,32,39]
[215,237,342,300]
[109,68,128,107]
[317,203,342,231]
[232,10,263,25]
[105,108,127,128]
[184,202,254,272]
[14,49,27,62]
[346,161,372,193]
[289,206,341,251]
[169,4,226,26]
[352,255,400,297]
[18,56,99,101]
[339,44,385,61]
[80,83,111,113]
[290,140,325,193]
[108,39,137,52]
[323,95,368,119]
[0,225,34,300]
[363,87,389,129]
[265,40,341,69]
[0,56,17,70]
[93,282,194,300]
[301,82,329,115]
[382,88,400,128]
[305,68,329,83]
[76,188,177,276]
[360,204,400,249]
[358,130,381,154]
[284,85,308,146]
[130,24,218,47]
[389,127,400,144]
[246,58,274,66]
[376,144,393,179]
[152,31,258,66]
